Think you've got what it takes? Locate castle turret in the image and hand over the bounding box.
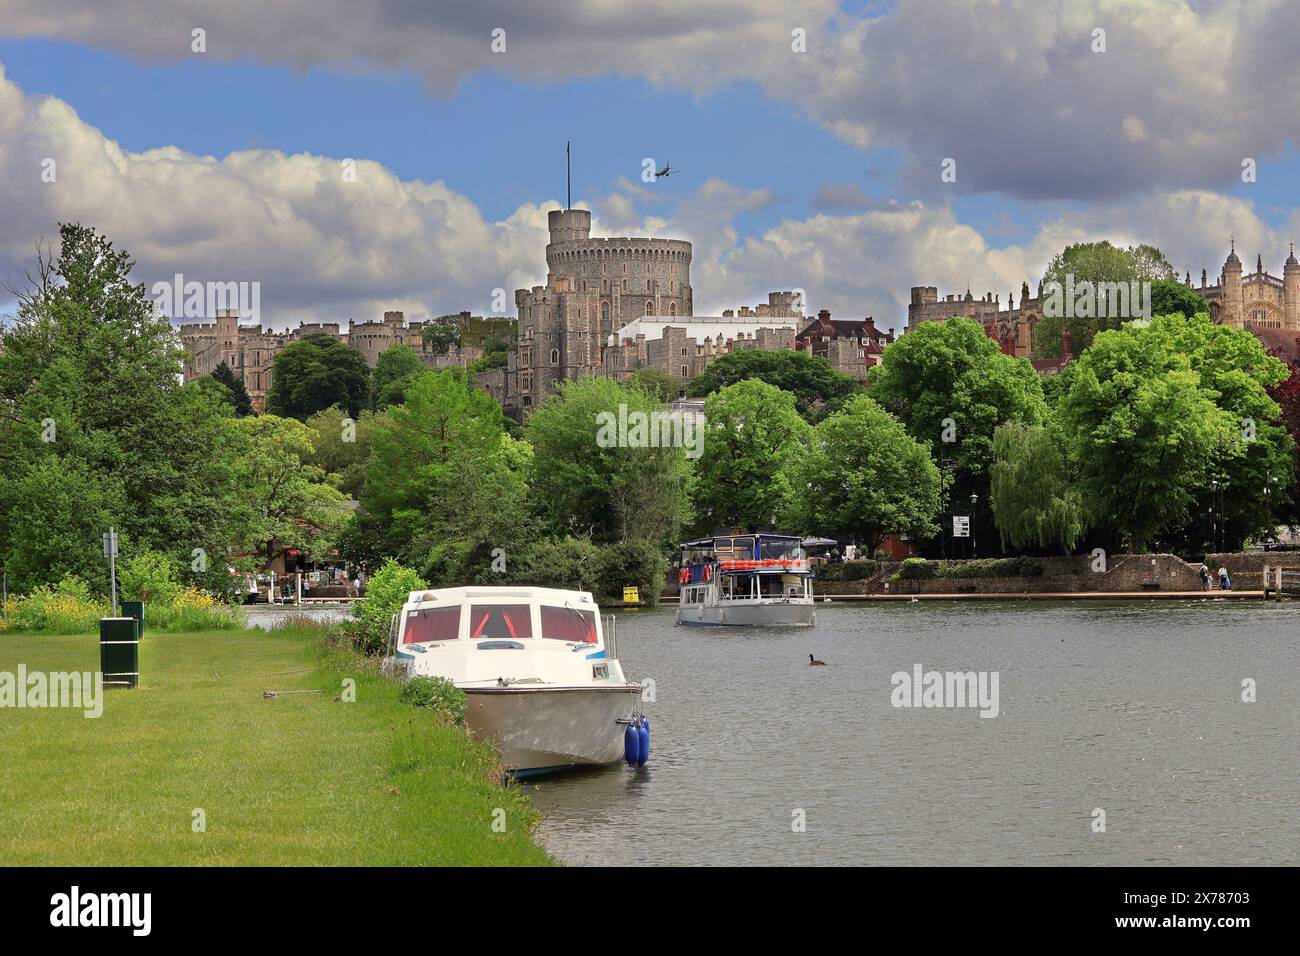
[1223,238,1243,327]
[1285,242,1299,327]
[547,208,592,246]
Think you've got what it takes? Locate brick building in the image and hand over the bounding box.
[795,309,896,381]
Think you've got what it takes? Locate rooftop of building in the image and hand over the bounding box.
[608,315,799,346]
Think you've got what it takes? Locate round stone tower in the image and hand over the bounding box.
[543,208,693,322]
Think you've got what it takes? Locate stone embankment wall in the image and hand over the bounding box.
[1206,551,1300,588]
[820,554,1205,595]
[662,553,1271,598]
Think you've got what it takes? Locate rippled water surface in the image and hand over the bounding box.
[529,600,1300,866]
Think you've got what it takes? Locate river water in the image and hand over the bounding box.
[529,600,1300,866]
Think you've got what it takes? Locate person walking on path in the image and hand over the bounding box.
[1217,565,1231,590]
[1199,564,1210,591]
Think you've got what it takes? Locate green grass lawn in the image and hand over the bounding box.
[0,627,552,865]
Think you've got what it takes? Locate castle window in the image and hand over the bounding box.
[550,348,559,365]
[681,365,688,377]
[681,347,688,356]
[670,303,677,316]
[622,279,627,291]
[601,302,610,324]
[645,301,654,316]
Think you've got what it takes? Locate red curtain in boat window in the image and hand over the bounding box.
[469,605,533,640]
[403,606,461,644]
[539,606,597,643]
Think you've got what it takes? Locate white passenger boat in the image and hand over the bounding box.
[675,534,816,627]
[389,586,644,775]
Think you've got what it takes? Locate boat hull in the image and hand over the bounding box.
[676,601,816,627]
[463,684,642,773]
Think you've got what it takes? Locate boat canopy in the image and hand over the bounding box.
[679,533,805,563]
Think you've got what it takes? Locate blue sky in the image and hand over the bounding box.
[2,1,1298,327]
[0,38,895,227]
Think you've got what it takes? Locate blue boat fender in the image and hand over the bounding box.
[636,719,650,766]
[624,722,639,766]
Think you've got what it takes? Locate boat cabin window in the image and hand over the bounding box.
[469,605,533,640]
[759,538,801,560]
[714,536,754,561]
[722,576,756,600]
[539,606,597,643]
[403,605,462,644]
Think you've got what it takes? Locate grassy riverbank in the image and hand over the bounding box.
[0,626,552,865]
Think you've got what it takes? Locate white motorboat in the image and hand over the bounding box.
[675,533,817,626]
[389,585,644,775]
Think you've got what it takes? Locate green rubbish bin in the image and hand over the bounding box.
[100,617,139,689]
[121,600,144,639]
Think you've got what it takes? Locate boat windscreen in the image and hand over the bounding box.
[469,605,533,640]
[539,606,597,643]
[404,605,461,643]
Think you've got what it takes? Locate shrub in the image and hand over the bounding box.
[399,675,467,724]
[511,537,601,592]
[896,558,938,581]
[592,541,667,606]
[821,561,873,582]
[351,559,429,655]
[148,589,243,631]
[117,550,182,606]
[814,559,880,583]
[939,557,1044,579]
[6,575,104,634]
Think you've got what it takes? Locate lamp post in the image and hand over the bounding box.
[1210,479,1219,553]
[1264,477,1278,548]
[970,493,979,558]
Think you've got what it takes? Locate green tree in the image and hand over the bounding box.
[305,405,380,498]
[0,459,126,594]
[788,395,940,553]
[1149,279,1208,320]
[525,377,692,546]
[209,361,255,416]
[370,344,427,410]
[866,317,1047,482]
[360,369,534,579]
[1053,313,1289,551]
[420,316,461,355]
[265,333,369,420]
[1034,240,1177,358]
[989,422,1086,553]
[627,368,684,403]
[0,224,238,594]
[1158,312,1293,550]
[693,380,811,532]
[686,349,857,420]
[223,415,351,571]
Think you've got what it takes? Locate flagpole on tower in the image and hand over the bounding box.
[566,141,572,211]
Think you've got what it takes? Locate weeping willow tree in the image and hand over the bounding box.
[989,421,1087,554]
